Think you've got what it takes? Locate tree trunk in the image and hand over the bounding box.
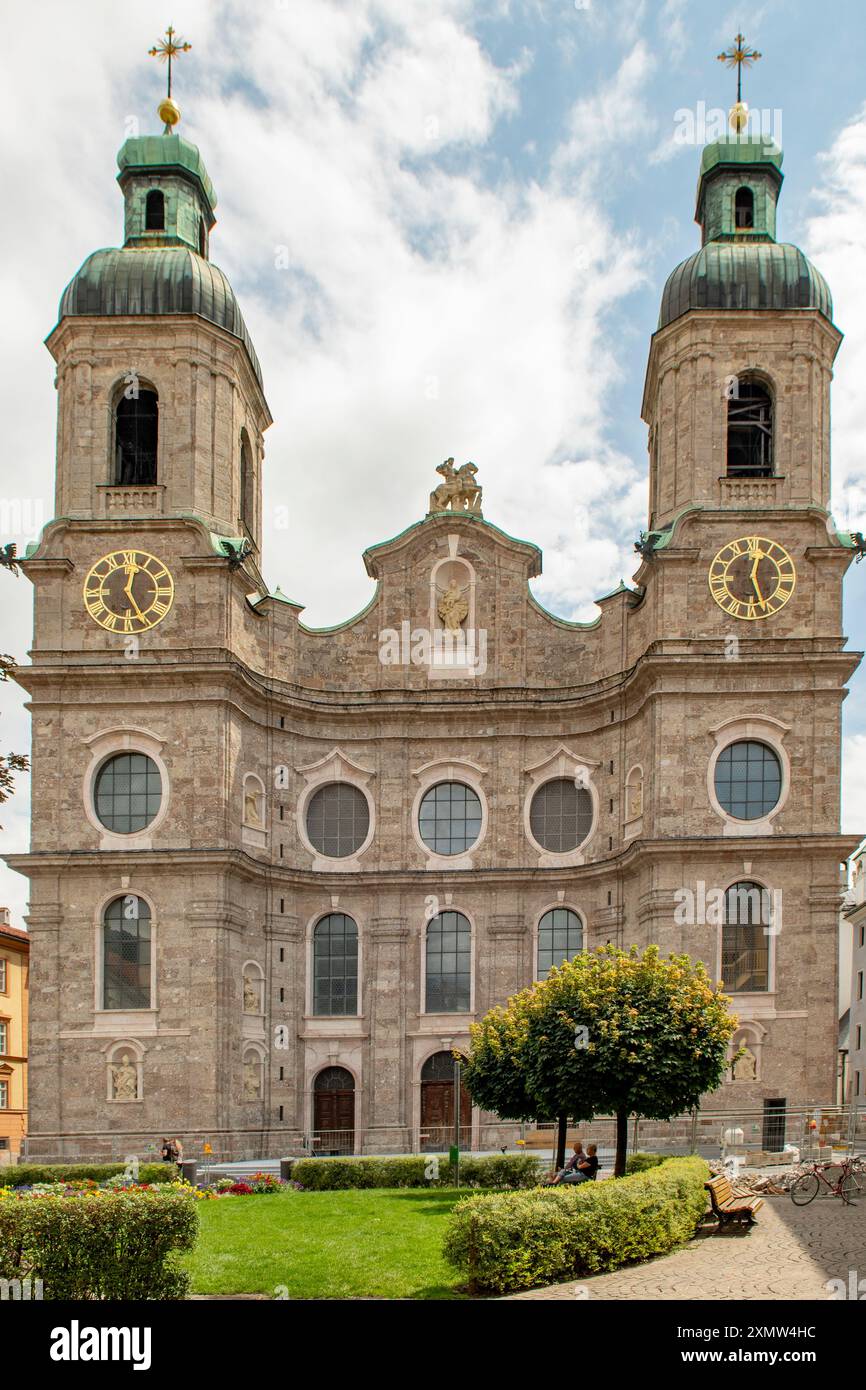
[614,1108,628,1177]
[555,1112,568,1172]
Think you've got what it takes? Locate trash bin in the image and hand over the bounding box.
[280,1158,293,1183]
[180,1159,198,1186]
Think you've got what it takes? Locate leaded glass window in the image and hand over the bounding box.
[313,914,358,1016]
[714,741,781,821]
[425,911,471,1012]
[95,753,162,834]
[529,779,593,852]
[537,907,584,979]
[722,880,770,992]
[103,895,151,1010]
[418,782,482,856]
[306,784,370,858]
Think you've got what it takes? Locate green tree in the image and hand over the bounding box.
[463,944,738,1177]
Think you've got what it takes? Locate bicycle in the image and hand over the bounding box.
[789,1156,863,1206]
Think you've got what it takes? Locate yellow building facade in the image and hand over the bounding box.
[0,911,29,1162]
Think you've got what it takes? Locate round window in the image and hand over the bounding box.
[418,782,482,856]
[529,778,593,852]
[94,753,162,833]
[306,783,370,858]
[714,740,782,821]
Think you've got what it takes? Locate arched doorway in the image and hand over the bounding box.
[313,1066,355,1155]
[420,1051,472,1152]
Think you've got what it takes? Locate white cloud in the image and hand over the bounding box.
[0,0,654,922]
[804,104,866,533]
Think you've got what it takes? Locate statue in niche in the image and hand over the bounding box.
[244,785,262,826]
[429,459,482,515]
[111,1052,139,1101]
[437,577,469,633]
[627,777,643,820]
[243,1056,261,1099]
[243,973,260,1013]
[732,1045,757,1081]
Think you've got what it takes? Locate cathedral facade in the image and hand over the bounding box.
[8,110,861,1160]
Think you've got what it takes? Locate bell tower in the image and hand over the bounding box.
[642,38,839,533]
[45,40,270,556]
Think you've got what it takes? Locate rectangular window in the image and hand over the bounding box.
[0,958,7,993]
[0,1081,7,1109]
[0,1020,7,1054]
[857,1072,861,1098]
[857,1025,862,1051]
[861,925,865,948]
[859,971,864,1002]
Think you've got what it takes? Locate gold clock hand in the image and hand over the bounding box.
[749,556,765,605]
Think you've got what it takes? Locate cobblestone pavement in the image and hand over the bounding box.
[507,1196,866,1300]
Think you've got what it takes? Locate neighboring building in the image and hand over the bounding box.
[0,909,29,1162]
[5,97,863,1161]
[845,844,866,1103]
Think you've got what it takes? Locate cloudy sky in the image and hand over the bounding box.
[1,0,865,924]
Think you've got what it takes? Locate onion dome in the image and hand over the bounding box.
[55,132,262,387]
[658,135,832,330]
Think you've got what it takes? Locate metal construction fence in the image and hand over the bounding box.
[308,1104,866,1164]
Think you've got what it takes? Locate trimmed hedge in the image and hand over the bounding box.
[291,1153,545,1191]
[0,1188,199,1299]
[0,1163,176,1188]
[443,1156,709,1293]
[625,1152,666,1175]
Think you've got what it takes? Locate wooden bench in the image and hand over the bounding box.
[705,1175,763,1228]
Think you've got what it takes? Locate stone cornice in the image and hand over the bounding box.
[7,833,862,887]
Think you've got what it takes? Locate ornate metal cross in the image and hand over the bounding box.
[717,32,761,105]
[148,24,192,100]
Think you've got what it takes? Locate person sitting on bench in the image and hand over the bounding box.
[549,1140,583,1184]
[559,1142,599,1184]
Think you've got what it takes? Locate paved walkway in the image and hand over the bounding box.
[507,1195,866,1300]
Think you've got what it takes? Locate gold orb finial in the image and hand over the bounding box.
[158,97,182,131]
[729,101,749,135]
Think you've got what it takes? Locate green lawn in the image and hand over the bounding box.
[184,1189,470,1299]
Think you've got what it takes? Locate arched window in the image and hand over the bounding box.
[734,186,754,229]
[726,378,773,477]
[529,778,593,853]
[714,740,781,821]
[115,388,158,485]
[145,190,165,231]
[103,895,151,1010]
[198,216,207,258]
[723,881,771,992]
[312,914,358,1016]
[425,911,471,1012]
[537,908,584,980]
[306,783,370,858]
[239,429,254,535]
[94,753,161,834]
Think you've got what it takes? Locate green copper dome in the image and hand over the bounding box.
[54,131,263,388]
[117,134,217,214]
[659,241,832,327]
[57,247,263,386]
[658,133,833,330]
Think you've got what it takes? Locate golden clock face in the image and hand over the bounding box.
[83,549,174,634]
[708,536,796,621]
